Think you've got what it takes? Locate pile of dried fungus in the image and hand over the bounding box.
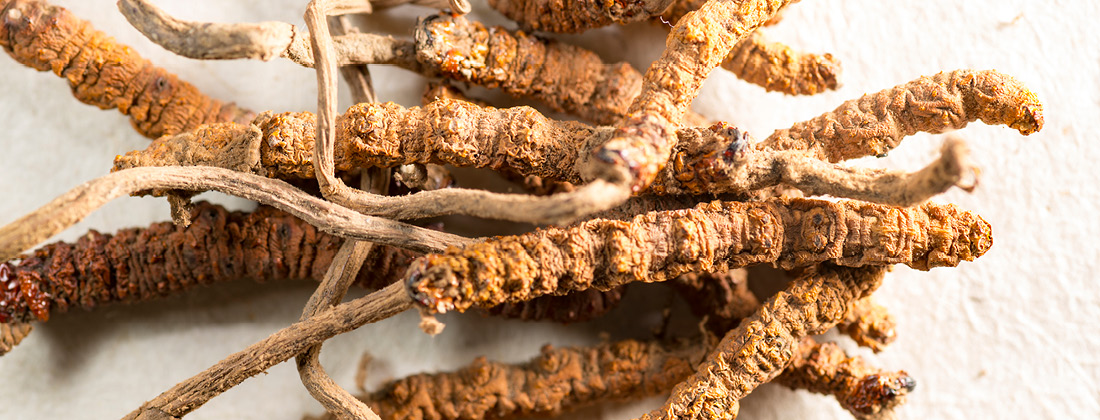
[0,0,1043,419]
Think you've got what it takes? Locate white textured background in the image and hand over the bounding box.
[1,0,1098,419]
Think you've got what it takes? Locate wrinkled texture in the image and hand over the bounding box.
[641,265,886,420]
[0,0,252,139]
[487,0,673,33]
[415,13,642,126]
[761,69,1045,162]
[361,339,700,420]
[778,337,915,420]
[407,198,992,313]
[113,101,744,195]
[596,0,794,191]
[0,202,418,323]
[721,30,839,95]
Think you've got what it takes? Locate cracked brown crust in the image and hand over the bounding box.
[0,202,418,323]
[0,0,252,139]
[761,69,1045,162]
[669,269,759,334]
[406,197,991,313]
[778,337,915,420]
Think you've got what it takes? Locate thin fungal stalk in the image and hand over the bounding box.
[640,264,887,419]
[117,0,423,69]
[406,197,992,314]
[296,9,384,412]
[0,202,417,324]
[123,281,413,420]
[777,337,915,420]
[0,166,472,264]
[115,99,978,208]
[760,69,1045,162]
[0,0,253,139]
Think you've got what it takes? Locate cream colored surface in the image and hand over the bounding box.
[0,0,1096,419]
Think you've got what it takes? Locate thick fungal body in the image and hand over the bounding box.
[362,338,700,420]
[761,69,1044,161]
[414,13,644,125]
[641,264,885,419]
[778,337,915,420]
[0,0,252,139]
[406,198,992,313]
[486,0,673,33]
[722,30,839,96]
[0,202,417,323]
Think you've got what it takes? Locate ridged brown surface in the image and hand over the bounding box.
[0,202,418,323]
[415,13,642,126]
[114,102,754,197]
[406,198,992,313]
[761,69,1045,162]
[595,0,794,191]
[361,338,700,420]
[486,0,671,33]
[0,0,252,139]
[722,30,839,95]
[640,264,886,420]
[778,337,915,420]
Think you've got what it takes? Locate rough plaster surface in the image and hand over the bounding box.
[0,0,1097,419]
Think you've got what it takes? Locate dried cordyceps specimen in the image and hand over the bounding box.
[485,0,675,33]
[0,0,252,139]
[592,0,794,194]
[486,0,838,96]
[359,338,700,420]
[760,69,1045,162]
[414,13,681,126]
[407,197,992,314]
[114,99,975,209]
[838,297,897,352]
[0,202,418,324]
[642,264,886,419]
[777,337,915,420]
[720,30,839,96]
